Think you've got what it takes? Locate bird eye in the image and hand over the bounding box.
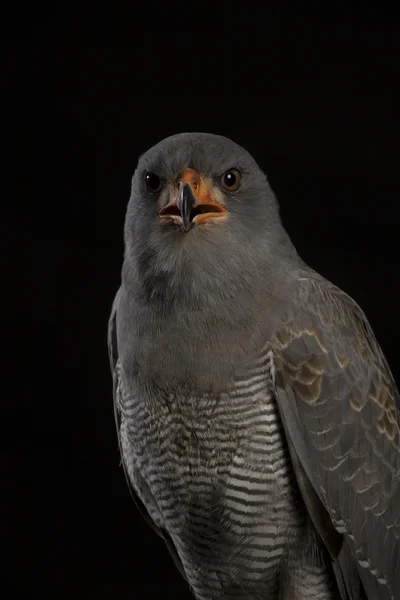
[221,169,241,191]
[145,172,162,193]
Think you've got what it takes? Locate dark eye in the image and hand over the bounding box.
[145,172,162,193]
[221,169,241,191]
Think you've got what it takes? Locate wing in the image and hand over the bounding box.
[271,274,400,600]
[108,290,187,581]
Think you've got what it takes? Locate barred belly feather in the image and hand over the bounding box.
[116,348,337,599]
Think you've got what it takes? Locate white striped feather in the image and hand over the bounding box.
[116,348,336,599]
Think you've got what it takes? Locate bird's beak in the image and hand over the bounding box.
[177,182,197,232]
[158,168,227,232]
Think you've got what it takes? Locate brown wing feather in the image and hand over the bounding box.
[272,274,400,600]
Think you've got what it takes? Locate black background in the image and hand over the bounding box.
[4,6,399,596]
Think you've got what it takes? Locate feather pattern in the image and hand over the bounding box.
[271,272,400,600]
[110,302,343,599]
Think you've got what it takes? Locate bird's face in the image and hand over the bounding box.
[124,133,287,297]
[127,132,280,234]
[152,166,231,233]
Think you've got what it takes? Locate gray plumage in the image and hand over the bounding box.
[108,132,400,599]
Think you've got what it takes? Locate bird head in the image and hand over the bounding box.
[123,133,295,303]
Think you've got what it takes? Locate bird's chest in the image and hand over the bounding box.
[123,354,301,592]
[133,394,296,528]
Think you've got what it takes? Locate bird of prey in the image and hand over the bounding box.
[108,133,400,600]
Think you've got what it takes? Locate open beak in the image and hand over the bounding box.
[158,168,227,232]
